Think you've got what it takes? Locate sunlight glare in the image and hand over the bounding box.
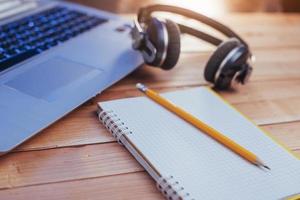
[160,0,225,17]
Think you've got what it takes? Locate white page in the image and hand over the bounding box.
[100,87,300,200]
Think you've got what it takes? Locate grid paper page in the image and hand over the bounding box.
[100,87,300,200]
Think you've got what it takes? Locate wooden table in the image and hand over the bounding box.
[0,13,300,199]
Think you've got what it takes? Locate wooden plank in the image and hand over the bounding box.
[4,41,297,154]
[122,13,300,24]
[0,172,164,200]
[1,121,299,190]
[180,14,300,49]
[181,28,300,51]
[124,14,300,50]
[0,146,299,200]
[100,48,300,92]
[220,80,300,104]
[0,13,299,199]
[0,143,142,189]
[263,122,300,150]
[249,49,300,82]
[14,79,300,152]
[234,96,300,125]
[99,81,300,125]
[12,45,300,154]
[99,90,300,125]
[100,79,300,103]
[223,13,300,24]
[17,105,114,151]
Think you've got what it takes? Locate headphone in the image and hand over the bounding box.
[131,4,253,90]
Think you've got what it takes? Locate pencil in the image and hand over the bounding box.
[136,83,270,170]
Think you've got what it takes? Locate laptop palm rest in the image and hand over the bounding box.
[5,57,102,101]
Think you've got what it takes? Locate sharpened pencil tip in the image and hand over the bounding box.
[136,83,147,92]
[256,158,271,170]
[263,165,271,170]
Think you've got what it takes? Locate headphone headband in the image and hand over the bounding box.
[138,4,249,49]
[133,4,253,90]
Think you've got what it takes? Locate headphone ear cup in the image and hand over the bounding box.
[204,38,240,83]
[160,19,181,70]
[145,17,167,66]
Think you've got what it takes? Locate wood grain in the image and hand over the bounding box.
[0,13,300,199]
[0,172,164,200]
[0,143,142,189]
[0,120,299,189]
[179,14,300,49]
[263,121,300,150]
[0,140,299,191]
[122,13,300,50]
[11,78,300,152]
[95,48,300,92]
[10,44,300,152]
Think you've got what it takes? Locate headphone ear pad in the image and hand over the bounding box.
[204,38,241,83]
[160,19,181,70]
[146,17,167,66]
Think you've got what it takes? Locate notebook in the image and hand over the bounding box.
[97,87,300,200]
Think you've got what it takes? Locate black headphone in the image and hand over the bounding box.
[131,4,254,90]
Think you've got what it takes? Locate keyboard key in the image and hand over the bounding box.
[0,6,108,73]
[0,49,39,72]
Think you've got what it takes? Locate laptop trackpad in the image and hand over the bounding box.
[5,57,99,101]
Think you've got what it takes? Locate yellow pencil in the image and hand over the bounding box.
[136,83,270,170]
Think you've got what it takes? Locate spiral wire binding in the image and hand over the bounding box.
[98,110,133,144]
[99,110,194,200]
[157,175,195,200]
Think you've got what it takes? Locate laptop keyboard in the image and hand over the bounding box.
[0,6,108,72]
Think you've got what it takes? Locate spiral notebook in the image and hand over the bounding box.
[97,87,300,200]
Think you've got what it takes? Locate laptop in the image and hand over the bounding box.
[0,0,143,154]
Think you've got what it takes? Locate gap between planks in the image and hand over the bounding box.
[0,171,164,200]
[0,142,299,192]
[8,78,300,153]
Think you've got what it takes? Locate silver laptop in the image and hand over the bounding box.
[0,0,143,154]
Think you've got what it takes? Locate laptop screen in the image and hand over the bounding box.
[0,0,38,20]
